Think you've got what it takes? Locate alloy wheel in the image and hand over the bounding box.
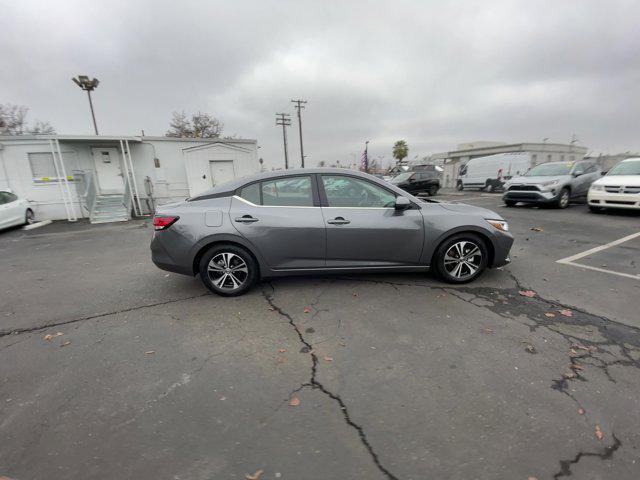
[559,190,570,208]
[207,252,249,291]
[443,241,482,280]
[26,210,35,224]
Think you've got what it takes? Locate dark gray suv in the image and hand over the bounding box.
[151,169,513,296]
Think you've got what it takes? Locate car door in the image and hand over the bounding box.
[3,192,23,226]
[229,174,326,270]
[0,192,9,228]
[570,162,591,197]
[319,174,424,267]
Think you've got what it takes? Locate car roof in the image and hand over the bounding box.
[621,157,640,162]
[190,168,391,199]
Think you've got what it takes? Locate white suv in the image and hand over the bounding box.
[588,158,640,212]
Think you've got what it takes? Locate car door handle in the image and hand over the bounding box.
[234,215,259,223]
[327,217,350,225]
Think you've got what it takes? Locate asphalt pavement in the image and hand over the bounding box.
[1,193,639,479]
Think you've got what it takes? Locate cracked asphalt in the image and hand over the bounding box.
[1,192,639,479]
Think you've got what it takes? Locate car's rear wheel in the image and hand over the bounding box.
[556,188,570,209]
[427,185,438,196]
[504,200,516,207]
[456,181,464,191]
[25,209,35,225]
[434,234,488,284]
[198,244,258,296]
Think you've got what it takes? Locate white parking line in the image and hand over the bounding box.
[556,231,640,280]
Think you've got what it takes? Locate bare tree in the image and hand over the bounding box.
[28,120,56,135]
[0,104,28,135]
[166,111,223,138]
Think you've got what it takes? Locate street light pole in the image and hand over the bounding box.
[72,75,100,135]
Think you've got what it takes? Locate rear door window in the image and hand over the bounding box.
[238,183,260,205]
[261,176,313,207]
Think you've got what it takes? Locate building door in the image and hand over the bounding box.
[209,161,235,188]
[92,148,124,194]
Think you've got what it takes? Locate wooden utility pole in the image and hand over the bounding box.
[291,99,307,168]
[275,113,291,169]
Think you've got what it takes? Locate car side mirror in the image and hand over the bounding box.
[408,177,415,182]
[601,171,607,176]
[395,196,411,210]
[572,172,581,177]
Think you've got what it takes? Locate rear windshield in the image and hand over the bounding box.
[526,163,572,176]
[607,160,640,176]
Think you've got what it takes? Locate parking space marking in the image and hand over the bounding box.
[556,231,640,280]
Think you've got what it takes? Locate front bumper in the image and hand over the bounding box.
[490,231,514,268]
[588,191,640,210]
[503,188,559,204]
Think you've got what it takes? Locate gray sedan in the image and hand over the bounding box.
[151,169,513,296]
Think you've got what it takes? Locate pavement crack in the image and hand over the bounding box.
[553,434,622,479]
[0,293,209,338]
[261,282,400,480]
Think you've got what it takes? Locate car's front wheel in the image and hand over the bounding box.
[434,234,488,284]
[556,188,570,209]
[427,185,438,196]
[198,244,258,296]
[25,209,35,225]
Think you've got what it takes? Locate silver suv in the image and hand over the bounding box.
[502,160,601,208]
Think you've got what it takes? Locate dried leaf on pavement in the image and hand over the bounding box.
[323,356,333,362]
[303,307,311,314]
[144,350,155,355]
[43,332,63,341]
[519,290,536,298]
[559,309,573,317]
[277,348,287,353]
[595,425,604,440]
[578,407,585,415]
[289,396,300,406]
[530,227,544,232]
[524,343,537,354]
[544,312,556,318]
[245,469,264,480]
[60,341,71,348]
[482,327,494,334]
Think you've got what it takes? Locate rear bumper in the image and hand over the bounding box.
[588,191,640,210]
[150,233,194,276]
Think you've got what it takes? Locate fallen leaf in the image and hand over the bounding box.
[289,396,300,406]
[352,292,359,297]
[570,363,583,371]
[562,370,577,379]
[528,477,539,480]
[544,312,556,318]
[267,306,275,311]
[60,341,71,347]
[519,290,536,298]
[43,334,54,341]
[595,425,604,440]
[524,344,537,354]
[245,469,264,480]
[578,407,585,415]
[277,348,287,353]
[303,307,311,314]
[482,327,494,334]
[144,350,155,355]
[530,227,544,232]
[323,356,333,362]
[559,309,573,317]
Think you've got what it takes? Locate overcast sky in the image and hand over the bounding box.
[2,0,639,168]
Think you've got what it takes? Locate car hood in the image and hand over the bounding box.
[592,175,640,186]
[438,202,503,219]
[507,175,572,185]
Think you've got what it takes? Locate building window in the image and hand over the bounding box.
[28,152,74,182]
[560,155,565,161]
[532,154,537,164]
[570,156,574,162]
[547,154,552,162]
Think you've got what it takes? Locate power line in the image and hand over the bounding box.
[291,99,307,168]
[275,113,291,169]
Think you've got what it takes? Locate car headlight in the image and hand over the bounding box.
[590,185,604,191]
[486,219,509,232]
[539,180,559,190]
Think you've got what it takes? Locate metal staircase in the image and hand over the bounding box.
[90,194,129,223]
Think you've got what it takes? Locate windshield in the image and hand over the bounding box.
[391,172,413,183]
[607,160,640,176]
[525,163,572,176]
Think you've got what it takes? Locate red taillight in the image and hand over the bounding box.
[153,215,179,231]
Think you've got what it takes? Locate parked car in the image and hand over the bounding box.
[391,171,440,196]
[457,153,531,192]
[151,169,513,296]
[502,160,601,208]
[0,189,35,230]
[588,158,640,212]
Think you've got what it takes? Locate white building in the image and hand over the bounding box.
[433,142,589,188]
[0,135,259,222]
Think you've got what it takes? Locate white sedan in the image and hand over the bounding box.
[588,158,640,212]
[0,189,35,230]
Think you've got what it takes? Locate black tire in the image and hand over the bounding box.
[24,209,35,225]
[504,200,516,207]
[485,183,494,193]
[428,185,438,196]
[456,181,464,191]
[588,205,603,213]
[434,233,489,284]
[556,188,570,209]
[198,244,259,296]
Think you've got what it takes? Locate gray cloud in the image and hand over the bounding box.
[2,0,639,168]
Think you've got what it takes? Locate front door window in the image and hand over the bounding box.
[321,175,395,208]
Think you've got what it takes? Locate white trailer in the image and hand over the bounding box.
[456,152,531,191]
